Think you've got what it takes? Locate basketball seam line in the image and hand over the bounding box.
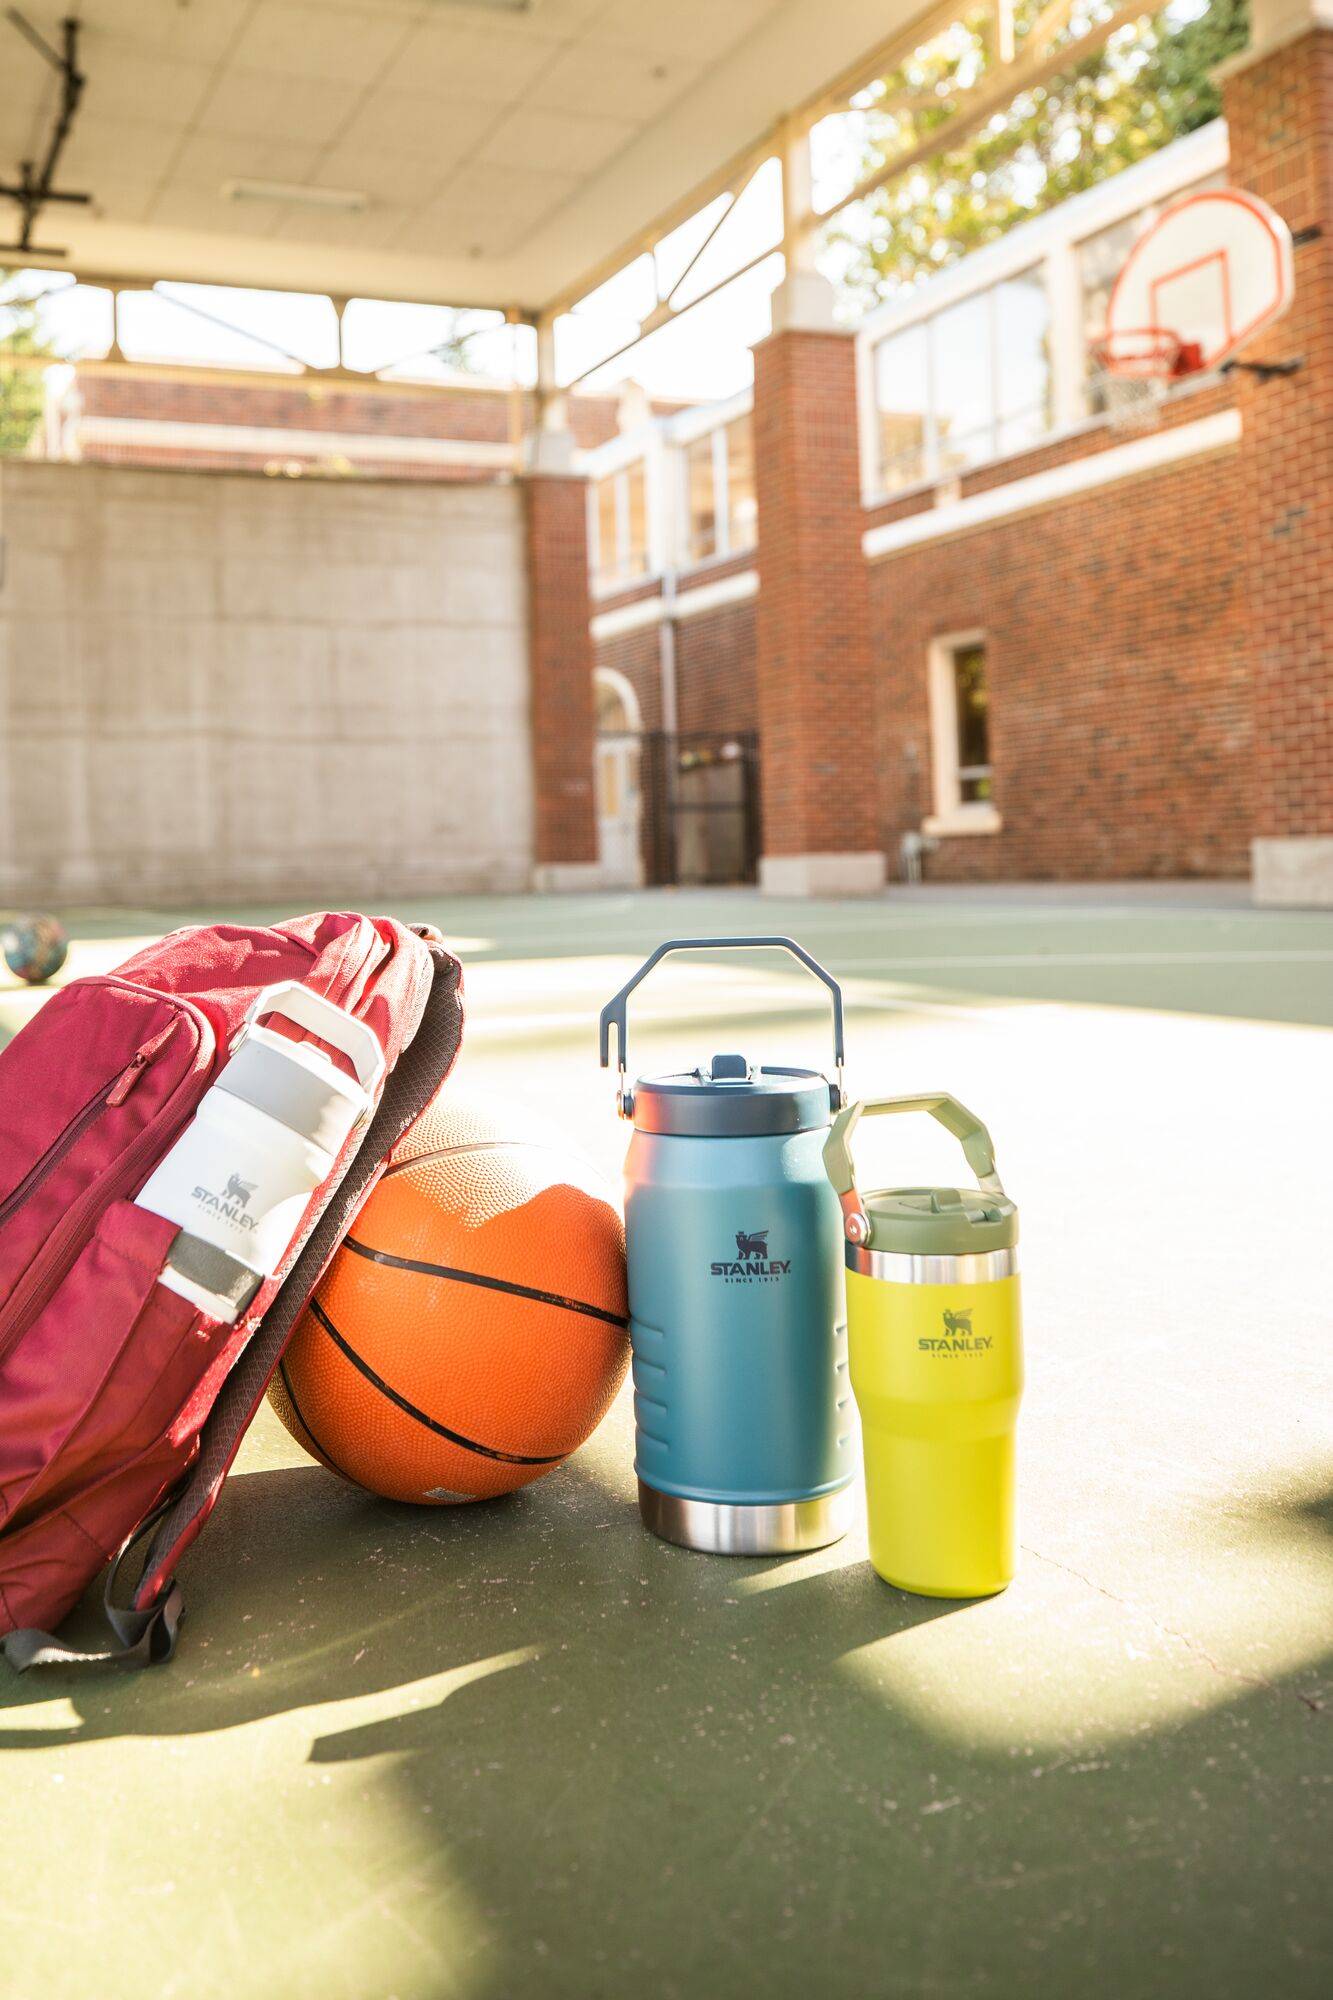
[343,1235,629,1329]
[308,1296,566,1467]
[276,1354,338,1471]
[381,1138,595,1182]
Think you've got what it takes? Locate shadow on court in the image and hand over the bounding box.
[4,1452,1329,2000]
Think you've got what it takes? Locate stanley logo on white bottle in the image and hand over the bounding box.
[190,1172,260,1233]
[710,1227,792,1284]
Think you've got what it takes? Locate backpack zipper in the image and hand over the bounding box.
[0,1080,116,1236]
[0,1020,181,1239]
[0,1010,212,1365]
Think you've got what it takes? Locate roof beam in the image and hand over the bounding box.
[807,3,1150,225]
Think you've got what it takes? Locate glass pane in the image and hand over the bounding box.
[874,324,928,491]
[933,293,993,474]
[596,679,629,731]
[995,267,1051,451]
[595,477,619,586]
[725,417,756,553]
[596,744,622,817]
[686,433,717,561]
[953,644,991,801]
[625,461,649,575]
[126,284,339,371]
[1079,211,1149,412]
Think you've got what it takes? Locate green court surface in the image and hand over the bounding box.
[2,885,1330,2000]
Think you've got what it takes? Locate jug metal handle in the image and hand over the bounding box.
[823,1093,1004,1245]
[598,936,845,1117]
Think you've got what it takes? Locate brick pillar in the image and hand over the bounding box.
[752,275,886,897]
[1223,3,1333,905]
[522,465,601,889]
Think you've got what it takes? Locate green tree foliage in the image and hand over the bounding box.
[0,275,57,455]
[838,0,1249,302]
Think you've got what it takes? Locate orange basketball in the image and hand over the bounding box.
[268,1095,629,1504]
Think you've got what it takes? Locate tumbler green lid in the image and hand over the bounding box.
[861,1184,1018,1257]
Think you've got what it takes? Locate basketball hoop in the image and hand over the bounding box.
[1089,328,1204,431]
[1092,187,1296,428]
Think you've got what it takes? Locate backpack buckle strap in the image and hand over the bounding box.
[2,1500,183,1674]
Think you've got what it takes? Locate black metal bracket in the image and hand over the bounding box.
[1220,356,1304,383]
[0,11,89,258]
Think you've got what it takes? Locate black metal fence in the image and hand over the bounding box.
[637,730,761,887]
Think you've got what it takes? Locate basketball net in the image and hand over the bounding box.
[1089,328,1203,433]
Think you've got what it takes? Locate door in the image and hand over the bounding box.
[594,672,644,887]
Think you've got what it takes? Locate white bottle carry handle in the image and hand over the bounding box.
[242,980,385,1094]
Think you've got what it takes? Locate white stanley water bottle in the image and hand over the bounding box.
[135,982,384,1323]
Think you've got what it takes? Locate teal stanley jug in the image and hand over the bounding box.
[599,938,854,1555]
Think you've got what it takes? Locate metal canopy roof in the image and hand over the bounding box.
[0,0,921,315]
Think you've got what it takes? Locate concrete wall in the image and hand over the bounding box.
[0,461,534,904]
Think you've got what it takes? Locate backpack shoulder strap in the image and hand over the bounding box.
[134,940,464,1620]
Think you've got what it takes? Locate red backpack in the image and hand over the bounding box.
[0,912,463,1670]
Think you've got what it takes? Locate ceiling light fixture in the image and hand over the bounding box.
[222,179,370,214]
[429,2,537,13]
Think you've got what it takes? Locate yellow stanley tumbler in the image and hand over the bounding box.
[823,1093,1022,1598]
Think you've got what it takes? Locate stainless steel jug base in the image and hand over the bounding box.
[637,1479,852,1556]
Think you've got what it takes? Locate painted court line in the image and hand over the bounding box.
[834,948,1333,970]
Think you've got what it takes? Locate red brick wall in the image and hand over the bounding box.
[594,599,757,739]
[597,624,664,729]
[869,437,1255,880]
[676,603,758,736]
[753,328,881,858]
[524,474,598,868]
[1224,28,1333,843]
[65,367,633,471]
[595,395,1261,885]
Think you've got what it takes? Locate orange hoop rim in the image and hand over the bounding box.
[1090,327,1202,380]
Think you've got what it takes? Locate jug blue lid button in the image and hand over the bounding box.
[709,1052,750,1081]
[631,1062,833,1136]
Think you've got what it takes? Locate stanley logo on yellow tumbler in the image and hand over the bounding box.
[822,1093,1023,1599]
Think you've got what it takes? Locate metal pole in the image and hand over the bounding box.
[659,567,679,738]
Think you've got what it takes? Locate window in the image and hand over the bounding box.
[685,433,717,560]
[934,294,992,474]
[874,321,930,490]
[994,266,1051,456]
[590,460,650,590]
[724,417,756,552]
[872,270,1052,494]
[680,415,757,565]
[952,643,992,803]
[1079,210,1149,415]
[926,634,999,834]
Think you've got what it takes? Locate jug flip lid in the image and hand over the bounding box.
[631,1052,834,1137]
[860,1184,1018,1256]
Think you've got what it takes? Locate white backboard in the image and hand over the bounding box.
[1106,188,1295,372]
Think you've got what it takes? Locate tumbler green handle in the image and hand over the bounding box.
[823,1093,1004,1245]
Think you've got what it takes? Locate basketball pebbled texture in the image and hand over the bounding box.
[268,1094,629,1505]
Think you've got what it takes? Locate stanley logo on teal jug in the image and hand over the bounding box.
[710,1227,792,1284]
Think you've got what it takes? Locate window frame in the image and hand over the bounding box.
[589,458,651,591]
[677,413,757,570]
[925,630,1001,837]
[854,121,1232,505]
[871,265,1053,496]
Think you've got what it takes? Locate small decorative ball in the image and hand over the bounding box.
[2,914,69,985]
